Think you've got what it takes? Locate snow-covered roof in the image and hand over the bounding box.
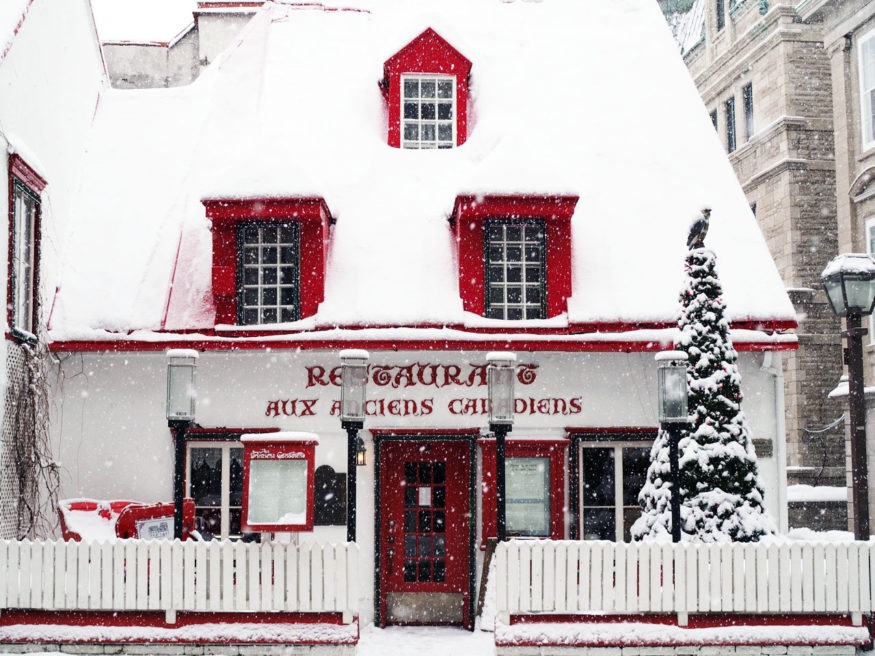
[675,0,705,55]
[48,0,796,343]
[90,0,196,45]
[0,0,31,62]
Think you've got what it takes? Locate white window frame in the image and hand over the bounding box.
[187,441,244,540]
[579,441,651,542]
[401,73,456,150]
[10,179,39,337]
[860,29,875,151]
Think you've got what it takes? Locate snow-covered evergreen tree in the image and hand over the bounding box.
[633,248,775,542]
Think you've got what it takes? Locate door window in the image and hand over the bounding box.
[403,461,447,583]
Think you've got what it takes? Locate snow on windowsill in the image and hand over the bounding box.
[786,484,847,503]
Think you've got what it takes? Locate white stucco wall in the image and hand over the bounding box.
[49,346,787,623]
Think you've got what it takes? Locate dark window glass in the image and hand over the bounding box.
[710,110,718,131]
[314,465,347,526]
[742,83,754,141]
[582,448,614,505]
[238,221,299,325]
[716,0,725,30]
[725,96,736,153]
[484,220,546,320]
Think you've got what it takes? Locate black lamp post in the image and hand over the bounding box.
[487,352,516,542]
[821,253,875,541]
[656,350,689,543]
[166,349,198,540]
[340,349,369,543]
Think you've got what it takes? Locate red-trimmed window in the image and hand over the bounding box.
[451,195,577,320]
[480,439,566,544]
[7,155,46,340]
[382,28,472,149]
[203,198,332,326]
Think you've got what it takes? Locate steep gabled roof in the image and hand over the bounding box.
[48,0,796,344]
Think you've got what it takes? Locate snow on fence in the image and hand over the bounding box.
[0,540,358,623]
[495,539,874,626]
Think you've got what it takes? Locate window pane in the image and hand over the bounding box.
[421,81,435,98]
[622,447,651,506]
[583,508,615,540]
[404,102,418,119]
[404,78,418,98]
[582,448,614,505]
[438,104,453,120]
[437,80,453,98]
[421,104,436,120]
[422,124,436,141]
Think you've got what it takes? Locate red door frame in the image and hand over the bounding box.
[374,433,476,630]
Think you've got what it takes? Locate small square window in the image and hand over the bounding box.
[401,74,456,149]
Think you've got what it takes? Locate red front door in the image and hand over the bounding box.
[378,439,472,628]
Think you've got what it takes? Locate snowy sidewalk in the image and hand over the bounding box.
[357,624,494,656]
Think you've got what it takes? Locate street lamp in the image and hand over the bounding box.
[487,351,516,542]
[656,350,689,543]
[340,349,369,542]
[166,349,198,540]
[821,253,875,541]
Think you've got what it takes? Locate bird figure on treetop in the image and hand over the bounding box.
[687,206,711,250]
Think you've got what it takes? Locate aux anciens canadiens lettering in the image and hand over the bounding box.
[264,362,582,419]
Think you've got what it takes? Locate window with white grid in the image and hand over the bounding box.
[485,221,546,320]
[238,222,299,325]
[402,74,456,149]
[11,180,39,336]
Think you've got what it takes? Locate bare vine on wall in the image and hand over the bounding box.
[8,337,60,539]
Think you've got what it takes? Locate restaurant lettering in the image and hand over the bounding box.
[266,396,582,417]
[306,362,540,389]
[263,360,580,418]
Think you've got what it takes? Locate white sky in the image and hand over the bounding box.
[89,0,196,44]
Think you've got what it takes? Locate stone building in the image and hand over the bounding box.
[670,0,875,531]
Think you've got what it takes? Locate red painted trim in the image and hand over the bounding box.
[500,614,869,647]
[567,426,659,435]
[162,231,185,330]
[480,439,567,545]
[371,428,481,437]
[187,426,281,436]
[241,438,316,532]
[452,195,579,319]
[49,336,799,353]
[203,197,332,324]
[0,611,357,645]
[0,0,36,63]
[383,28,472,147]
[9,154,47,193]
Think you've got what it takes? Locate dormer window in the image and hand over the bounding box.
[383,28,472,149]
[452,195,578,320]
[402,75,456,149]
[203,198,332,327]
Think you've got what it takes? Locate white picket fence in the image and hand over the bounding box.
[495,539,875,625]
[0,540,358,623]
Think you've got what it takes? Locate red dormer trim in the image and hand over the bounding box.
[203,197,332,325]
[451,194,578,319]
[382,28,473,148]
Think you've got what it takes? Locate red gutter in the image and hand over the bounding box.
[49,336,797,354]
